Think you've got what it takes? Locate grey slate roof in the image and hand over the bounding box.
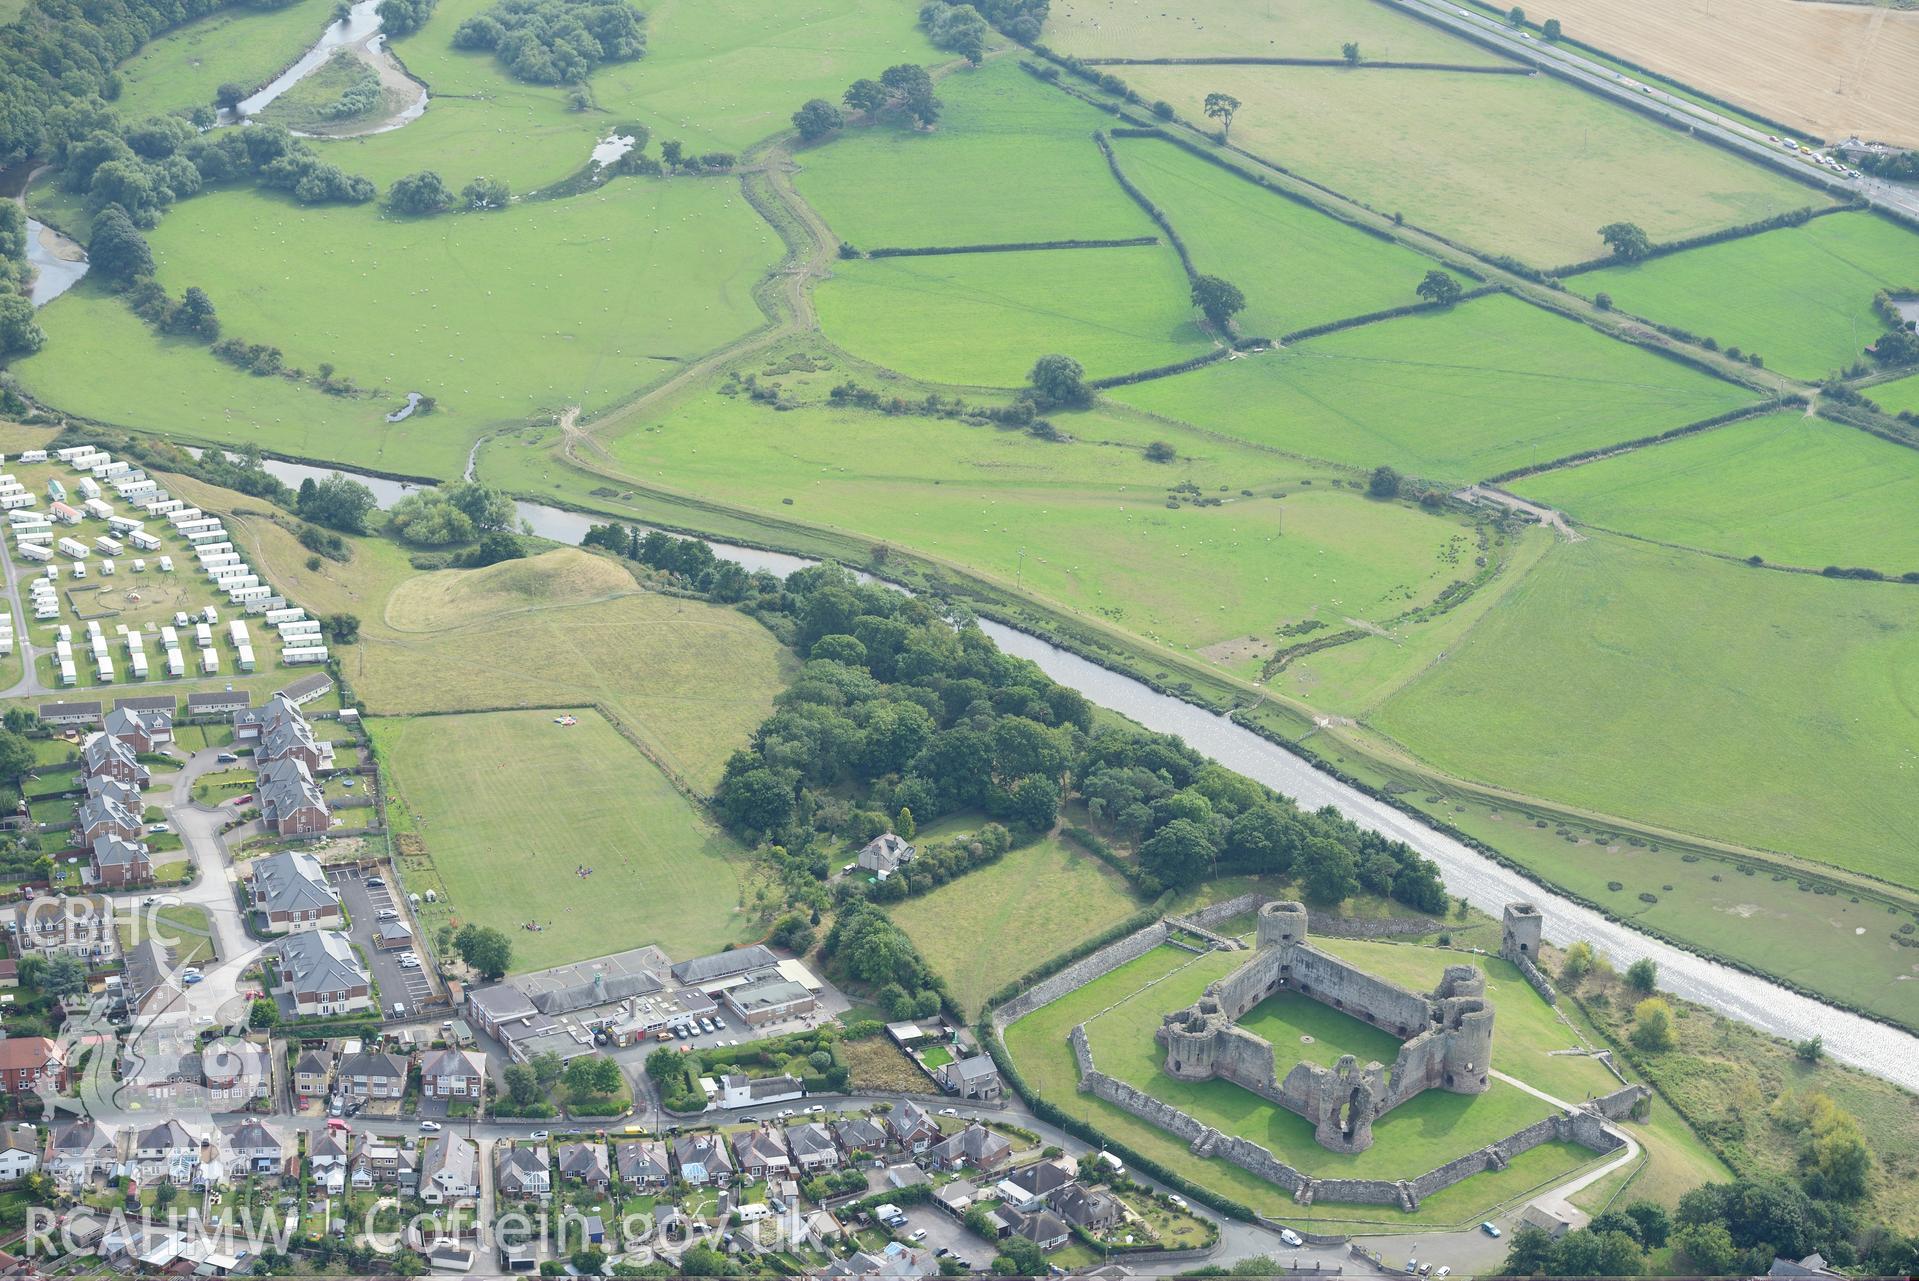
[83,776,141,807]
[277,673,333,704]
[80,734,144,780]
[495,1144,551,1195]
[338,1051,408,1082]
[260,769,327,825]
[832,1116,888,1155]
[670,944,777,986]
[91,835,149,870]
[530,968,658,1016]
[784,1122,836,1162]
[615,1139,670,1183]
[251,849,336,914]
[557,1141,610,1183]
[277,930,367,995]
[76,793,141,833]
[422,1132,479,1191]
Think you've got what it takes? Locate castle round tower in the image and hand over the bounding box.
[1257,900,1308,951]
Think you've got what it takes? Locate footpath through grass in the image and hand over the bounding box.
[374,709,758,971]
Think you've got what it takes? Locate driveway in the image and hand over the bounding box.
[896,1203,990,1270]
[329,865,437,1015]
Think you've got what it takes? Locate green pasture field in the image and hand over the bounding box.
[1575,212,1919,381]
[1004,945,1595,1223]
[1119,65,1825,268]
[111,0,338,119]
[1045,0,1510,64]
[1371,533,1919,887]
[255,51,385,134]
[1867,371,1919,415]
[1114,293,1758,482]
[590,364,1490,674]
[373,709,757,971]
[887,830,1143,1016]
[13,282,434,474]
[814,244,1205,386]
[142,183,778,445]
[1515,412,1919,571]
[1108,135,1440,337]
[794,59,1156,249]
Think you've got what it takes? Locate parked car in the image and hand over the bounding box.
[1480,1223,1502,1238]
[366,876,385,888]
[529,1130,550,1141]
[1279,1229,1302,1247]
[1437,1268,1453,1278]
[804,1105,825,1115]
[181,968,203,985]
[420,1120,442,1132]
[376,908,399,920]
[216,752,238,763]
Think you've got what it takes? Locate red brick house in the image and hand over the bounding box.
[103,706,172,754]
[90,836,152,887]
[76,794,143,848]
[80,733,149,788]
[0,1037,69,1096]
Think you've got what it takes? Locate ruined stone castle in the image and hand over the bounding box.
[1156,901,1495,1154]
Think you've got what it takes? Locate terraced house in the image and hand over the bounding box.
[248,849,340,931]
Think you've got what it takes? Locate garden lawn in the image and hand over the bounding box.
[596,376,1486,672]
[112,0,338,119]
[373,709,757,971]
[1867,370,1919,416]
[1574,212,1919,380]
[1108,134,1442,337]
[888,832,1142,1016]
[814,245,1205,385]
[794,59,1155,249]
[1115,294,1757,482]
[1372,533,1919,886]
[1515,411,1919,572]
[1046,0,1509,64]
[1119,65,1824,268]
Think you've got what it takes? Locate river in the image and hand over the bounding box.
[23,218,88,307]
[233,452,1919,1092]
[228,0,427,137]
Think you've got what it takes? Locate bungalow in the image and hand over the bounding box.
[987,1205,1069,1252]
[337,1050,409,1100]
[275,930,372,1017]
[220,1120,288,1178]
[783,1122,839,1172]
[420,1132,480,1204]
[672,1132,733,1187]
[800,1208,845,1249]
[80,732,148,788]
[278,672,334,706]
[832,1116,889,1162]
[0,1036,68,1097]
[1001,1157,1074,1207]
[420,1047,487,1101]
[249,848,340,931]
[615,1139,671,1188]
[75,793,144,848]
[937,1054,1002,1102]
[103,705,172,753]
[731,1128,790,1183]
[556,1141,611,1191]
[923,1124,1011,1175]
[495,1144,552,1201]
[186,690,250,719]
[37,700,102,727]
[1052,1184,1123,1233]
[294,1048,335,1098]
[817,1241,939,1280]
[47,1119,118,1187]
[90,834,152,887]
[0,1124,40,1180]
[856,832,915,879]
[885,1101,940,1154]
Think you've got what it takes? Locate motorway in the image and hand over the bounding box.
[1387,0,1919,225]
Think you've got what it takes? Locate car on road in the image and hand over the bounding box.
[420,1120,441,1131]
[181,970,203,984]
[938,1107,958,1117]
[216,752,238,763]
[1279,1229,1302,1247]
[231,794,253,806]
[776,1108,795,1119]
[804,1104,825,1114]
[529,1130,550,1141]
[1480,1222,1502,1238]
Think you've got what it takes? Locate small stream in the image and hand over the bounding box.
[208,451,1919,1093]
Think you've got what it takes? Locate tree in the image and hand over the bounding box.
[0,295,42,358]
[1028,353,1087,408]
[1341,41,1361,65]
[1190,273,1245,330]
[921,2,988,63]
[0,729,34,784]
[1559,939,1594,988]
[1598,220,1652,262]
[41,955,87,997]
[1506,5,1525,25]
[1367,465,1401,499]
[386,170,452,216]
[1297,836,1359,904]
[1672,1221,1736,1274]
[1541,16,1561,39]
[322,614,361,644]
[645,1046,685,1084]
[531,1051,565,1087]
[791,98,844,142]
[1629,996,1675,1051]
[991,1236,1046,1276]
[1795,1034,1824,1063]
[843,78,888,114]
[249,997,280,1029]
[215,82,248,112]
[88,204,153,282]
[563,1054,621,1098]
[1415,269,1463,306]
[896,806,916,840]
[1144,440,1176,463]
[880,62,941,126]
[1203,91,1240,140]
[297,473,377,533]
[461,176,510,210]
[1622,1200,1670,1249]
[1624,956,1657,994]
[169,286,219,339]
[454,924,512,979]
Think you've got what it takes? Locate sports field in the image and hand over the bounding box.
[1516,412,1919,571]
[888,832,1142,1017]
[373,709,757,971]
[1575,212,1919,380]
[1045,0,1510,64]
[111,0,338,119]
[815,245,1205,385]
[1120,64,1823,268]
[794,59,1156,248]
[1115,294,1757,482]
[1372,533,1919,885]
[1107,135,1440,337]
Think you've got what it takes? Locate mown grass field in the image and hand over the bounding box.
[794,59,1156,249]
[1108,135,1439,337]
[1575,212,1919,380]
[1045,0,1510,64]
[1115,294,1757,482]
[1372,533,1919,886]
[590,356,1488,671]
[1516,412,1919,571]
[1120,65,1824,267]
[1004,944,1596,1223]
[815,243,1205,385]
[111,0,338,119]
[888,832,1142,1017]
[1868,371,1919,416]
[373,709,757,971]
